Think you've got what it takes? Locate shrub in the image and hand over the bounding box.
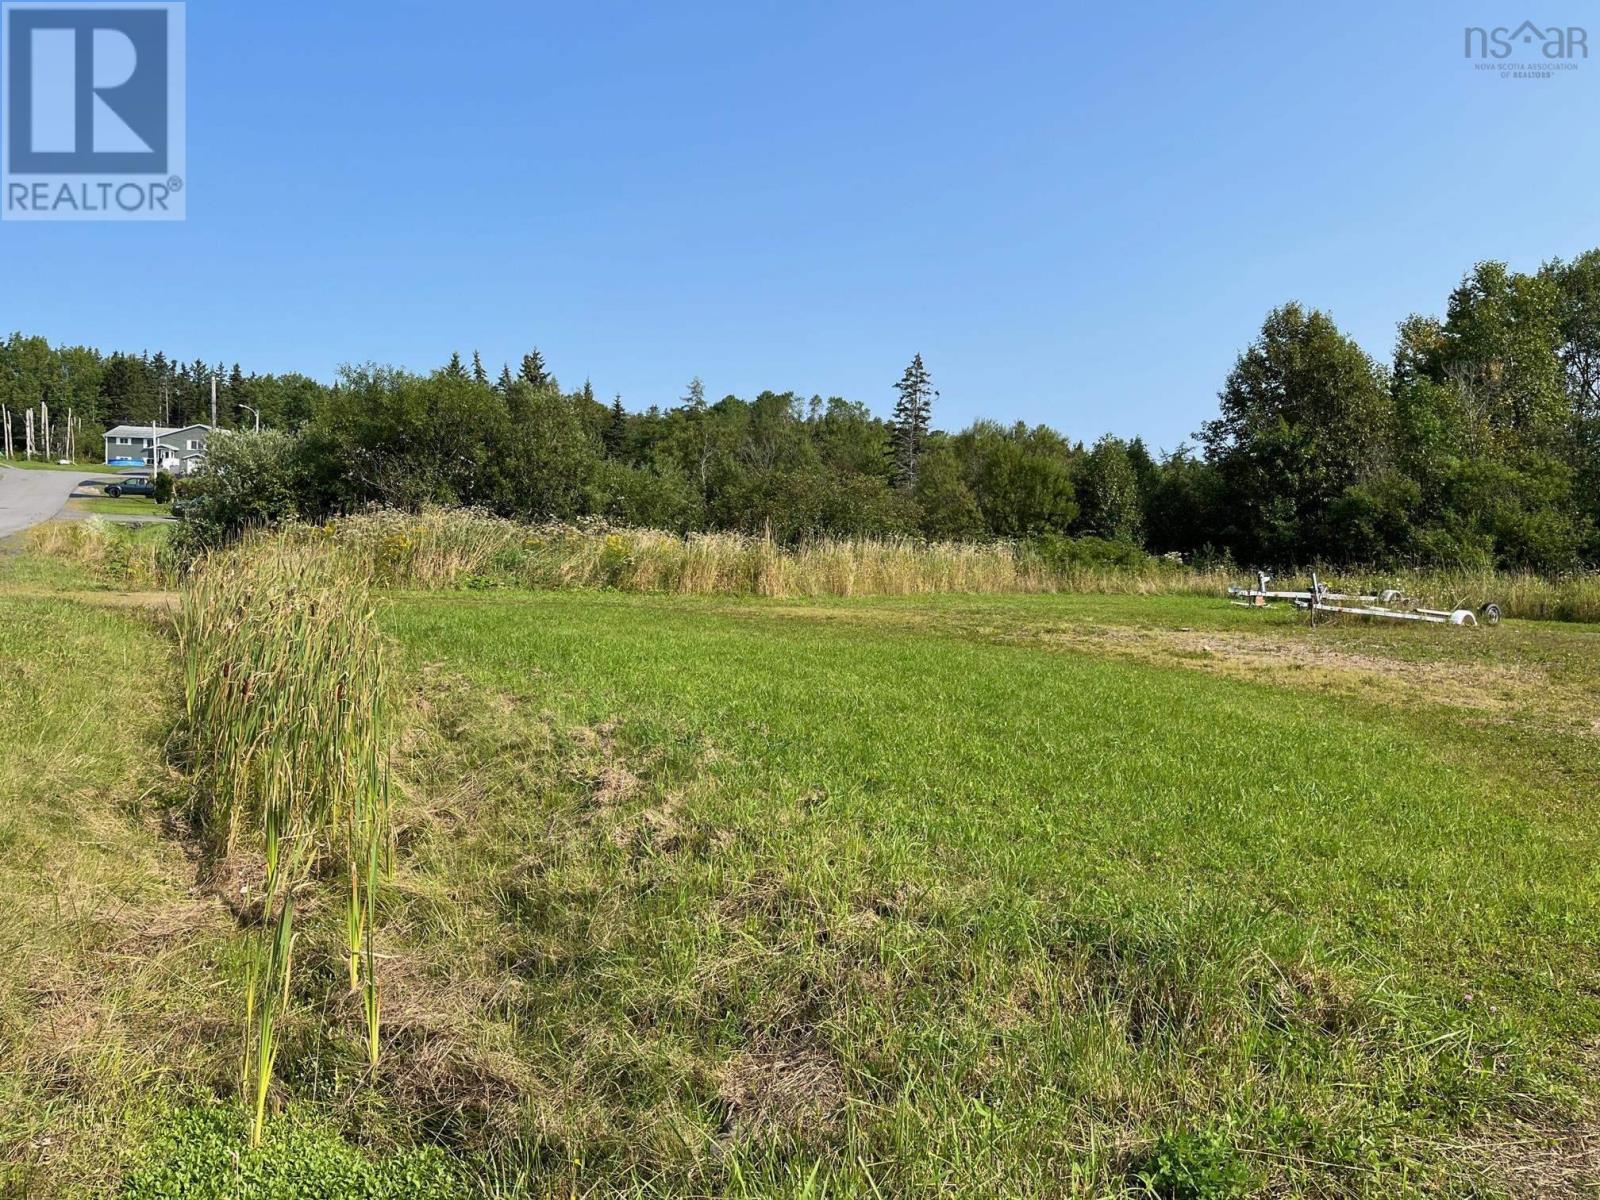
[169,429,305,560]
[1030,532,1160,571]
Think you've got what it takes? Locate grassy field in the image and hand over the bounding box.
[372,590,1600,1196]
[1,538,1597,1197]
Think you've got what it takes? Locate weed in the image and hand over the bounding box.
[1129,1128,1254,1200]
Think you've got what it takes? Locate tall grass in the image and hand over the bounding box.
[297,509,1600,619]
[173,544,393,1143]
[22,517,168,587]
[292,508,1222,597]
[24,509,1600,621]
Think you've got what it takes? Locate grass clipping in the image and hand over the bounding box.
[172,543,393,1145]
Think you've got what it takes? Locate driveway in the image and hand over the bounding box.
[0,466,118,539]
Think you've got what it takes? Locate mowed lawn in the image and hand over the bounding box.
[383,591,1600,1197]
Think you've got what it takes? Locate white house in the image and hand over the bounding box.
[103,423,213,475]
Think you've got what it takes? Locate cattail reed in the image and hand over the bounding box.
[173,543,394,1143]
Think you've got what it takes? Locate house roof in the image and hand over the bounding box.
[103,423,213,439]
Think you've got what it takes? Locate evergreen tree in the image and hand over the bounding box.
[684,376,706,411]
[496,364,514,392]
[519,349,549,388]
[471,351,488,385]
[889,353,936,488]
[152,351,172,423]
[603,394,628,458]
[445,352,467,380]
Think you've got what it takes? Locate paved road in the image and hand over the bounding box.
[0,466,116,539]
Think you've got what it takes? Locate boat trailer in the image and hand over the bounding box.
[1228,571,1501,627]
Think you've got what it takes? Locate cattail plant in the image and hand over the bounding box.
[173,543,394,1144]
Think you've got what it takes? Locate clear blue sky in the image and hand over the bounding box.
[5,1,1598,450]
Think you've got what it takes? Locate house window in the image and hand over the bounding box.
[187,439,201,450]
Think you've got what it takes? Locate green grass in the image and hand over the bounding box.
[69,496,173,518]
[1,458,109,472]
[3,540,1598,1197]
[0,589,224,1197]
[369,589,1600,1196]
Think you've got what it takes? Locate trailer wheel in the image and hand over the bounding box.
[1480,603,1502,626]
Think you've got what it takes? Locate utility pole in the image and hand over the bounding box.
[239,403,261,431]
[211,374,218,429]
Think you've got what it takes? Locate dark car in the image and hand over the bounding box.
[105,475,156,498]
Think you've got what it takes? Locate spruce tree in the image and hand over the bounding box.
[497,365,514,392]
[471,351,488,385]
[519,349,549,388]
[890,353,936,488]
[603,394,628,458]
[445,352,467,379]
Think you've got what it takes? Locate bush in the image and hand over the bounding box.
[591,460,703,532]
[1029,532,1162,572]
[153,470,175,504]
[169,429,304,560]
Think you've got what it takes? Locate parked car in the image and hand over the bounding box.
[105,475,156,498]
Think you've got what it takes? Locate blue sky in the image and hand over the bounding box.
[5,1,1598,450]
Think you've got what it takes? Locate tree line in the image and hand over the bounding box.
[4,247,1598,571]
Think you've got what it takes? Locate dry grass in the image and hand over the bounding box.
[22,508,1600,621]
[295,509,1207,597]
